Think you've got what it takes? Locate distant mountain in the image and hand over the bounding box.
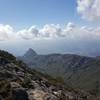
[19,48,100,96]
[23,48,37,58]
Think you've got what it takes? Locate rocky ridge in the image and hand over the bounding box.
[19,48,100,96]
[0,50,99,100]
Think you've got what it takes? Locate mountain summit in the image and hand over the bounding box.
[23,48,37,58]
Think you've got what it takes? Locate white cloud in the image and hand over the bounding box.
[39,24,64,38]
[17,24,64,40]
[17,26,39,40]
[77,0,100,21]
[63,22,100,40]
[64,22,76,33]
[0,23,100,41]
[0,24,14,41]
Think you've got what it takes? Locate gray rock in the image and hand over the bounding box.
[12,88,29,100]
[44,94,58,100]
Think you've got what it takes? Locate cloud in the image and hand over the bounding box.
[17,24,64,40]
[0,24,14,41]
[17,26,39,40]
[39,24,64,38]
[63,22,100,40]
[64,22,76,33]
[0,23,100,41]
[77,0,100,21]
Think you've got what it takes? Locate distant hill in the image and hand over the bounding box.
[19,48,100,96]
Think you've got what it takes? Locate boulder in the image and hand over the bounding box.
[28,89,47,100]
[43,94,58,100]
[12,88,29,100]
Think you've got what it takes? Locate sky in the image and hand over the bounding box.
[0,0,100,56]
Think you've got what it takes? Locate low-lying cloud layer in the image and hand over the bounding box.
[0,23,100,41]
[77,0,100,21]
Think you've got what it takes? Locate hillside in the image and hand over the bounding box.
[0,50,97,100]
[19,48,100,96]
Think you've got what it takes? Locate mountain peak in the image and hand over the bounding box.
[23,48,37,57]
[28,48,37,53]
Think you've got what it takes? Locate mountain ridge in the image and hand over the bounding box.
[0,49,97,100]
[19,48,100,96]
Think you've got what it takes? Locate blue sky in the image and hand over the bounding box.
[0,0,89,29]
[0,0,100,56]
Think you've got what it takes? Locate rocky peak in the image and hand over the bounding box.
[23,48,37,57]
